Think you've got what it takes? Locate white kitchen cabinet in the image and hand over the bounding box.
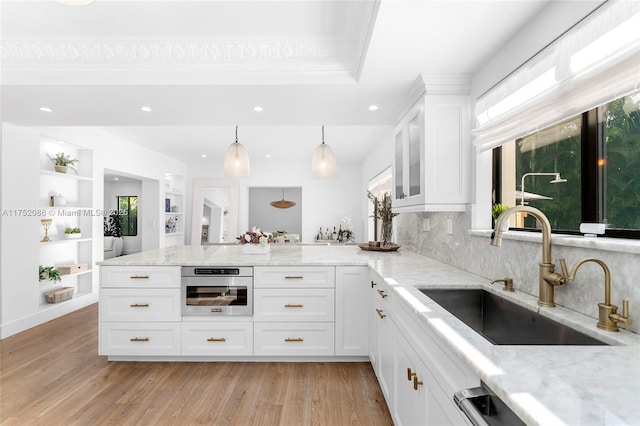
[100,265,181,356]
[369,270,395,407]
[393,321,427,426]
[181,321,253,356]
[335,266,369,356]
[393,75,471,212]
[253,266,335,357]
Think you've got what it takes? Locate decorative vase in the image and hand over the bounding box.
[54,165,68,174]
[242,244,270,255]
[65,233,82,240]
[381,220,393,246]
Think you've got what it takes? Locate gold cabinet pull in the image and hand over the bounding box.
[413,376,423,390]
[130,275,149,279]
[371,280,377,288]
[284,276,304,279]
[130,337,149,342]
[211,308,223,313]
[377,289,388,299]
[207,337,226,342]
[407,367,416,381]
[376,308,386,319]
[284,338,303,342]
[284,303,303,308]
[130,303,149,308]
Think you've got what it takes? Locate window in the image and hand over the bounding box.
[494,90,639,238]
[117,196,138,236]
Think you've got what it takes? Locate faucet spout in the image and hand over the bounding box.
[491,205,556,306]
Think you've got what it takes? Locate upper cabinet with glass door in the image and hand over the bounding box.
[392,75,471,212]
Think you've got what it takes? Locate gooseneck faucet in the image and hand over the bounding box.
[556,258,632,332]
[491,205,559,307]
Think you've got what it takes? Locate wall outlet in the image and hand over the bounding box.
[447,219,453,235]
[423,218,430,232]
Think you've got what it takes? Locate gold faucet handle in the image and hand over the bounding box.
[612,300,633,326]
[491,278,514,292]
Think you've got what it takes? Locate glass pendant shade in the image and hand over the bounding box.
[224,126,250,177]
[311,126,336,179]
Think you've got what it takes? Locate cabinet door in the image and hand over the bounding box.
[100,322,181,356]
[254,288,334,322]
[335,266,369,356]
[100,288,180,322]
[393,105,425,208]
[181,321,253,356]
[376,296,394,406]
[253,322,334,356]
[254,266,335,288]
[394,328,424,426]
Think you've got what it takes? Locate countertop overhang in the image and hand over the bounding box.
[99,244,640,425]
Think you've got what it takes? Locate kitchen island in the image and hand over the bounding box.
[98,244,640,425]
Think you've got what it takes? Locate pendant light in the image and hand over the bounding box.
[311,125,336,179]
[224,125,250,177]
[270,188,296,209]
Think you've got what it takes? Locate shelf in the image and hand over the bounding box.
[40,170,93,182]
[165,212,184,215]
[40,238,92,245]
[165,232,184,236]
[165,191,183,196]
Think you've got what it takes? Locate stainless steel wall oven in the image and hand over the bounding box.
[181,266,253,316]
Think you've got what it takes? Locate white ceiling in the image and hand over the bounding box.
[1,0,550,164]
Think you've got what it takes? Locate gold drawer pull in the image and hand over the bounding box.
[284,338,303,342]
[376,308,386,319]
[371,280,377,288]
[285,304,303,308]
[211,308,222,313]
[130,303,149,308]
[207,337,226,342]
[413,376,423,390]
[407,367,416,381]
[284,276,304,279]
[377,289,388,299]
[130,337,149,342]
[130,275,149,279]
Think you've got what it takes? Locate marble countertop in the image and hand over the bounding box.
[99,244,640,425]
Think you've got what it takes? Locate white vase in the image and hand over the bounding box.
[242,244,270,255]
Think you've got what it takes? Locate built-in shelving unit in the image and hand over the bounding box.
[38,138,96,311]
[164,173,184,246]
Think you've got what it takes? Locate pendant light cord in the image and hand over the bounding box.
[322,125,325,145]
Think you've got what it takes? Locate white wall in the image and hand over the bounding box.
[248,187,302,236]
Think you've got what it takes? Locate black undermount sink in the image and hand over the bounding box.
[419,289,608,346]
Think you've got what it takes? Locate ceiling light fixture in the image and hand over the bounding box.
[270,188,296,209]
[311,125,336,179]
[201,154,207,158]
[224,125,250,177]
[368,105,379,111]
[254,106,263,112]
[39,107,52,112]
[140,106,152,112]
[56,0,95,5]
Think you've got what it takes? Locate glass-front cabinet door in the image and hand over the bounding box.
[393,104,425,208]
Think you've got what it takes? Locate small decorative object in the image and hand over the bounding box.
[237,227,272,254]
[64,227,82,239]
[40,218,53,242]
[358,242,400,252]
[165,198,171,212]
[166,216,178,233]
[48,152,78,174]
[491,203,510,220]
[39,265,62,283]
[367,191,399,246]
[55,194,66,206]
[58,263,89,275]
[48,190,57,207]
[339,216,355,243]
[44,287,74,304]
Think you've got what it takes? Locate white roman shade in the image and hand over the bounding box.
[473,1,640,152]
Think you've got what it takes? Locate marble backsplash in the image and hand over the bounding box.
[396,209,640,335]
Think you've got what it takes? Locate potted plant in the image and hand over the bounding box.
[48,152,79,174]
[491,203,510,220]
[368,191,399,246]
[64,227,82,239]
[104,212,124,256]
[39,265,61,283]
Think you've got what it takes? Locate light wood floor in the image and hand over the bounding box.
[0,304,393,425]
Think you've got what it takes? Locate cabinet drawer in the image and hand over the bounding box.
[254,289,334,322]
[182,322,253,356]
[254,266,334,288]
[100,289,181,322]
[100,266,180,288]
[254,322,334,356]
[100,322,181,356]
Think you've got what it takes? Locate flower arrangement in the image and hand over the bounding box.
[237,227,272,246]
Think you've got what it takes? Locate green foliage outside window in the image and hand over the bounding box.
[117,196,138,236]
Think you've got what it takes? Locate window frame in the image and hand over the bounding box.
[117,195,138,237]
[494,107,639,239]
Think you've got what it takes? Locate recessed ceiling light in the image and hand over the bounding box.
[114,177,119,181]
[368,105,379,111]
[140,106,152,112]
[254,106,263,112]
[265,154,271,158]
[39,107,53,112]
[201,154,207,158]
